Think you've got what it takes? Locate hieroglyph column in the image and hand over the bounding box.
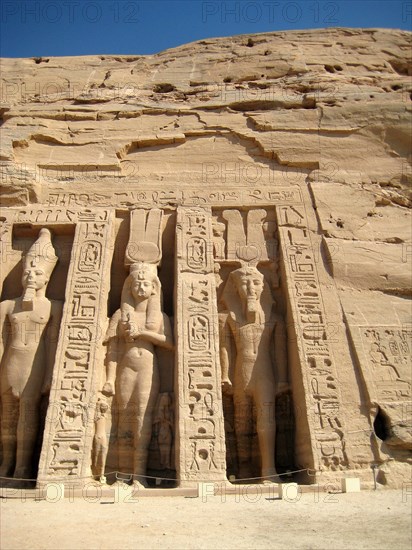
[37,209,114,485]
[277,205,348,477]
[175,206,227,486]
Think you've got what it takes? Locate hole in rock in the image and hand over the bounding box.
[153,83,176,93]
[374,407,389,441]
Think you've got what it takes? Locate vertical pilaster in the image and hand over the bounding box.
[37,209,114,485]
[277,205,348,479]
[175,206,227,486]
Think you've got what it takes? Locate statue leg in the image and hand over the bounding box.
[116,368,136,477]
[0,390,19,477]
[93,423,108,480]
[117,402,136,476]
[159,443,167,469]
[132,406,152,485]
[14,398,40,479]
[159,433,172,469]
[255,385,277,481]
[233,390,253,480]
[133,375,159,483]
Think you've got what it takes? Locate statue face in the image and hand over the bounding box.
[131,274,154,300]
[22,267,49,290]
[99,401,109,413]
[234,270,264,305]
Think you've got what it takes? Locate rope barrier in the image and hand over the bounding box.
[0,468,315,485]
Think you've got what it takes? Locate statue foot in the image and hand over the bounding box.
[89,476,107,486]
[261,469,280,484]
[261,478,280,485]
[112,479,131,487]
[132,477,149,489]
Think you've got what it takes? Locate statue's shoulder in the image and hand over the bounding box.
[109,309,122,326]
[0,298,16,315]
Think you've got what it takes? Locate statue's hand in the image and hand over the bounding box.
[276,382,290,395]
[102,381,115,397]
[121,319,138,341]
[222,378,233,395]
[126,324,146,341]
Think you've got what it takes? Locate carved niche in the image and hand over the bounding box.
[213,207,294,481]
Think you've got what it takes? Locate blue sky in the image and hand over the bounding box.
[1,0,411,57]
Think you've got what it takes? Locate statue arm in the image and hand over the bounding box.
[103,352,117,396]
[0,300,11,364]
[274,316,289,393]
[161,313,174,350]
[102,310,121,396]
[219,312,232,393]
[138,313,174,350]
[43,300,63,395]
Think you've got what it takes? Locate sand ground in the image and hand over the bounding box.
[1,487,411,550]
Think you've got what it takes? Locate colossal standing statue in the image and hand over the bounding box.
[103,261,173,486]
[0,228,62,480]
[220,265,288,482]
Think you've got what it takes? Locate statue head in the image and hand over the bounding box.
[129,262,159,302]
[97,398,109,415]
[231,265,264,314]
[22,266,49,292]
[22,229,58,303]
[121,262,162,330]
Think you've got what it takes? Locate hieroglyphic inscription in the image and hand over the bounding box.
[46,186,302,209]
[359,326,412,448]
[175,206,227,483]
[362,327,411,402]
[15,208,77,224]
[278,211,348,471]
[37,209,114,482]
[0,212,15,289]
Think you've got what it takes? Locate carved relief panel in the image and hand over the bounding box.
[349,324,411,455]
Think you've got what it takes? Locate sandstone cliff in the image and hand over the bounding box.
[0,28,411,486]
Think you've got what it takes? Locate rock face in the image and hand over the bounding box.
[0,28,411,489]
